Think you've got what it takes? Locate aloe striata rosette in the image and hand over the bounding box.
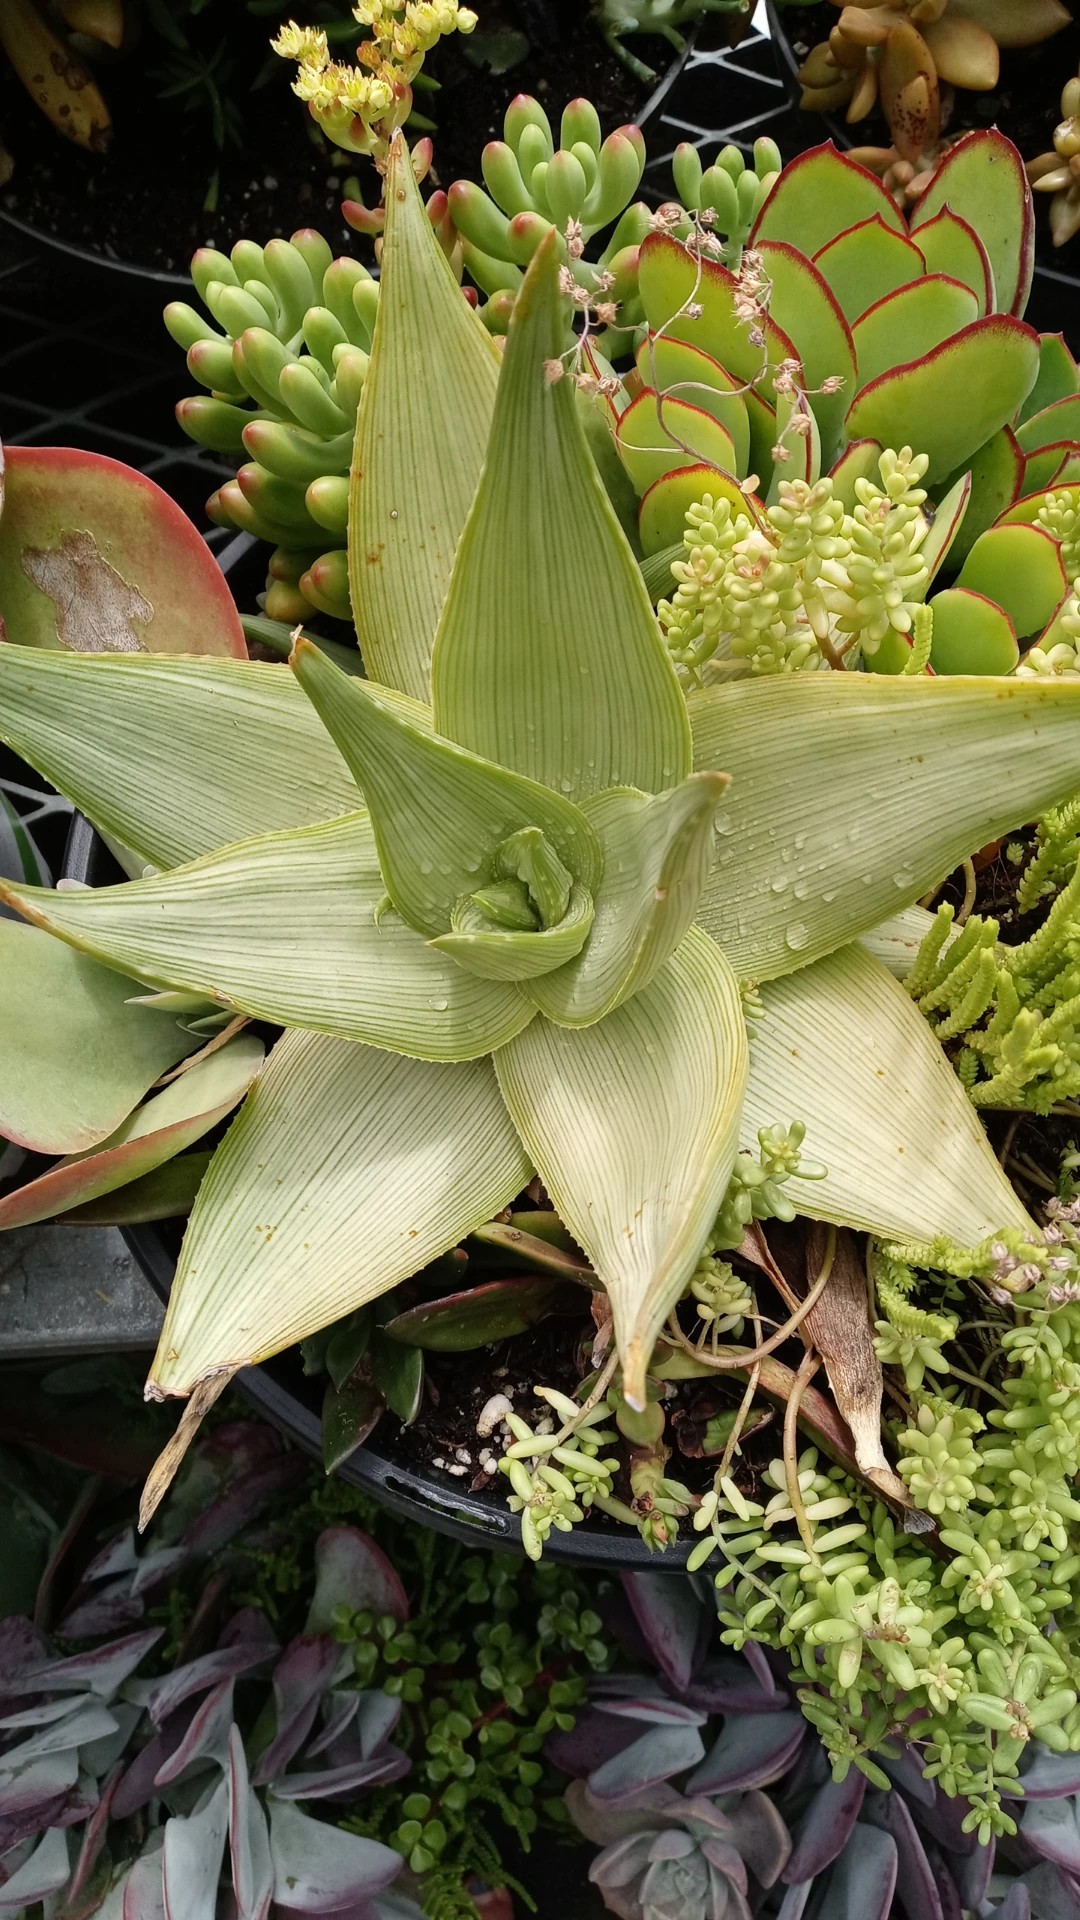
[2,134,1080,1521]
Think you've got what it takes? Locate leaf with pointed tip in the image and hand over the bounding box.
[430,236,690,800]
[845,317,1039,486]
[0,446,246,657]
[495,928,747,1408]
[0,923,200,1154]
[527,773,730,1027]
[783,1773,867,1883]
[688,673,1080,982]
[349,134,501,701]
[227,1728,273,1920]
[586,1723,706,1802]
[0,1827,72,1913]
[621,1571,706,1693]
[939,428,1025,567]
[2,814,533,1064]
[0,1035,263,1231]
[432,885,595,982]
[322,1377,383,1473]
[268,1798,402,1911]
[742,943,1033,1246]
[291,641,601,937]
[0,647,435,870]
[251,1638,339,1786]
[162,1778,229,1920]
[909,129,1034,317]
[148,1032,531,1396]
[862,1789,947,1920]
[688,1712,807,1795]
[381,1274,583,1349]
[60,1151,212,1226]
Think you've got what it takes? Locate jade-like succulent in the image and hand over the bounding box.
[1029,67,1080,249]
[2,134,1080,1525]
[594,0,751,84]
[793,0,1070,171]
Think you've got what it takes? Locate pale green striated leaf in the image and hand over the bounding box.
[292,639,601,936]
[0,922,200,1154]
[742,943,1032,1245]
[528,773,730,1027]
[150,1032,532,1394]
[430,235,691,801]
[349,134,501,701]
[0,645,369,868]
[688,674,1080,981]
[495,928,748,1407]
[857,906,935,980]
[0,1034,264,1231]
[1,814,534,1063]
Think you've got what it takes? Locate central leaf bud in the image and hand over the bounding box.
[471,826,574,934]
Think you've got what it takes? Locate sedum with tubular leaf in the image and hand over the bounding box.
[3,133,1080,1535]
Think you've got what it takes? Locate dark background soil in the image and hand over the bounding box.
[0,0,674,279]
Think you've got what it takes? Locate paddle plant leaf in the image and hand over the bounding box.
[749,144,906,256]
[148,1031,532,1396]
[1,814,534,1063]
[0,1034,264,1231]
[291,639,601,938]
[688,673,1080,981]
[1019,332,1080,424]
[0,647,373,869]
[741,943,1033,1246]
[527,772,731,1028]
[349,132,501,700]
[495,927,748,1408]
[909,128,1034,317]
[754,241,855,463]
[811,215,925,325]
[0,447,246,657]
[910,207,993,315]
[637,231,798,406]
[0,922,200,1154]
[844,316,1040,486]
[850,275,980,390]
[430,235,690,799]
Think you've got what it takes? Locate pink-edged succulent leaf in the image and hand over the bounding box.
[267,1798,403,1913]
[845,315,1040,486]
[620,1571,708,1695]
[812,215,925,325]
[179,1454,309,1560]
[380,1275,585,1351]
[154,1682,236,1788]
[0,1035,263,1231]
[227,1726,274,1920]
[913,207,993,315]
[938,426,1025,567]
[955,523,1067,638]
[546,1708,648,1781]
[638,466,751,561]
[910,130,1034,317]
[686,1712,806,1796]
[851,274,979,390]
[250,1637,339,1787]
[304,1528,408,1636]
[722,1789,792,1888]
[14,1630,163,1700]
[265,1750,410,1802]
[0,447,246,656]
[1013,1752,1080,1800]
[0,1827,74,1913]
[750,144,905,256]
[161,1777,229,1920]
[0,1750,79,1820]
[60,1151,213,1227]
[783,1772,867,1883]
[1022,443,1080,495]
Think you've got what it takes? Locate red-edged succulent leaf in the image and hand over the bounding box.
[304,1528,408,1635]
[828,439,883,509]
[0,447,246,656]
[1020,333,1080,424]
[380,1274,584,1350]
[812,215,925,325]
[921,473,971,584]
[844,315,1040,485]
[634,337,750,470]
[927,588,1019,675]
[749,144,906,256]
[938,426,1025,567]
[155,1681,235,1788]
[637,233,800,406]
[955,522,1067,638]
[59,1151,212,1226]
[616,390,737,495]
[1016,393,1080,456]
[638,465,751,559]
[1023,443,1080,495]
[913,206,993,315]
[250,1637,339,1787]
[1000,479,1080,530]
[146,1645,277,1727]
[851,274,979,390]
[687,1712,807,1795]
[909,130,1034,318]
[755,242,856,463]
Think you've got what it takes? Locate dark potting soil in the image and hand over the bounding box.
[0,0,671,281]
[774,4,1080,275]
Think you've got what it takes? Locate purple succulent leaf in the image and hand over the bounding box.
[594,1697,708,1729]
[0,1697,94,1733]
[147,1646,276,1728]
[0,1703,117,1769]
[17,1631,164,1699]
[267,1796,402,1911]
[62,1762,123,1908]
[304,1529,409,1637]
[161,1777,229,1920]
[687,1711,807,1796]
[1020,1798,1080,1874]
[680,1660,789,1716]
[991,1886,1033,1920]
[250,1638,339,1788]
[565,1779,687,1848]
[1015,1863,1080,1918]
[740,1638,785,1697]
[302,1692,361,1761]
[947,1836,995,1911]
[880,1746,937,1809]
[112,1711,195,1820]
[183,1459,308,1560]
[0,1826,71,1912]
[0,1792,72,1855]
[912,1785,980,1856]
[155,1681,235,1789]
[620,1573,709,1696]
[122,1846,167,1920]
[589,1830,654,1892]
[1014,1752,1080,1800]
[81,1701,143,1779]
[775,1885,813,1920]
[227,1726,273,1920]
[80,1531,139,1586]
[354,1692,402,1760]
[546,1706,642,1780]
[268,1748,411,1802]
[588,1724,707,1803]
[0,1749,80,1817]
[57,1582,147,1642]
[132,1550,191,1601]
[823,1821,899,1920]
[697,1834,749,1888]
[782,1770,867,1883]
[862,1787,946,1920]
[722,1787,792,1888]
[0,1621,48,1691]
[221,1610,280,1653]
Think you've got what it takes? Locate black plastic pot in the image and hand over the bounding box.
[60,533,693,1570]
[763,0,1080,343]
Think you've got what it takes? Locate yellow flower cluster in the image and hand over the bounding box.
[272,1,476,157]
